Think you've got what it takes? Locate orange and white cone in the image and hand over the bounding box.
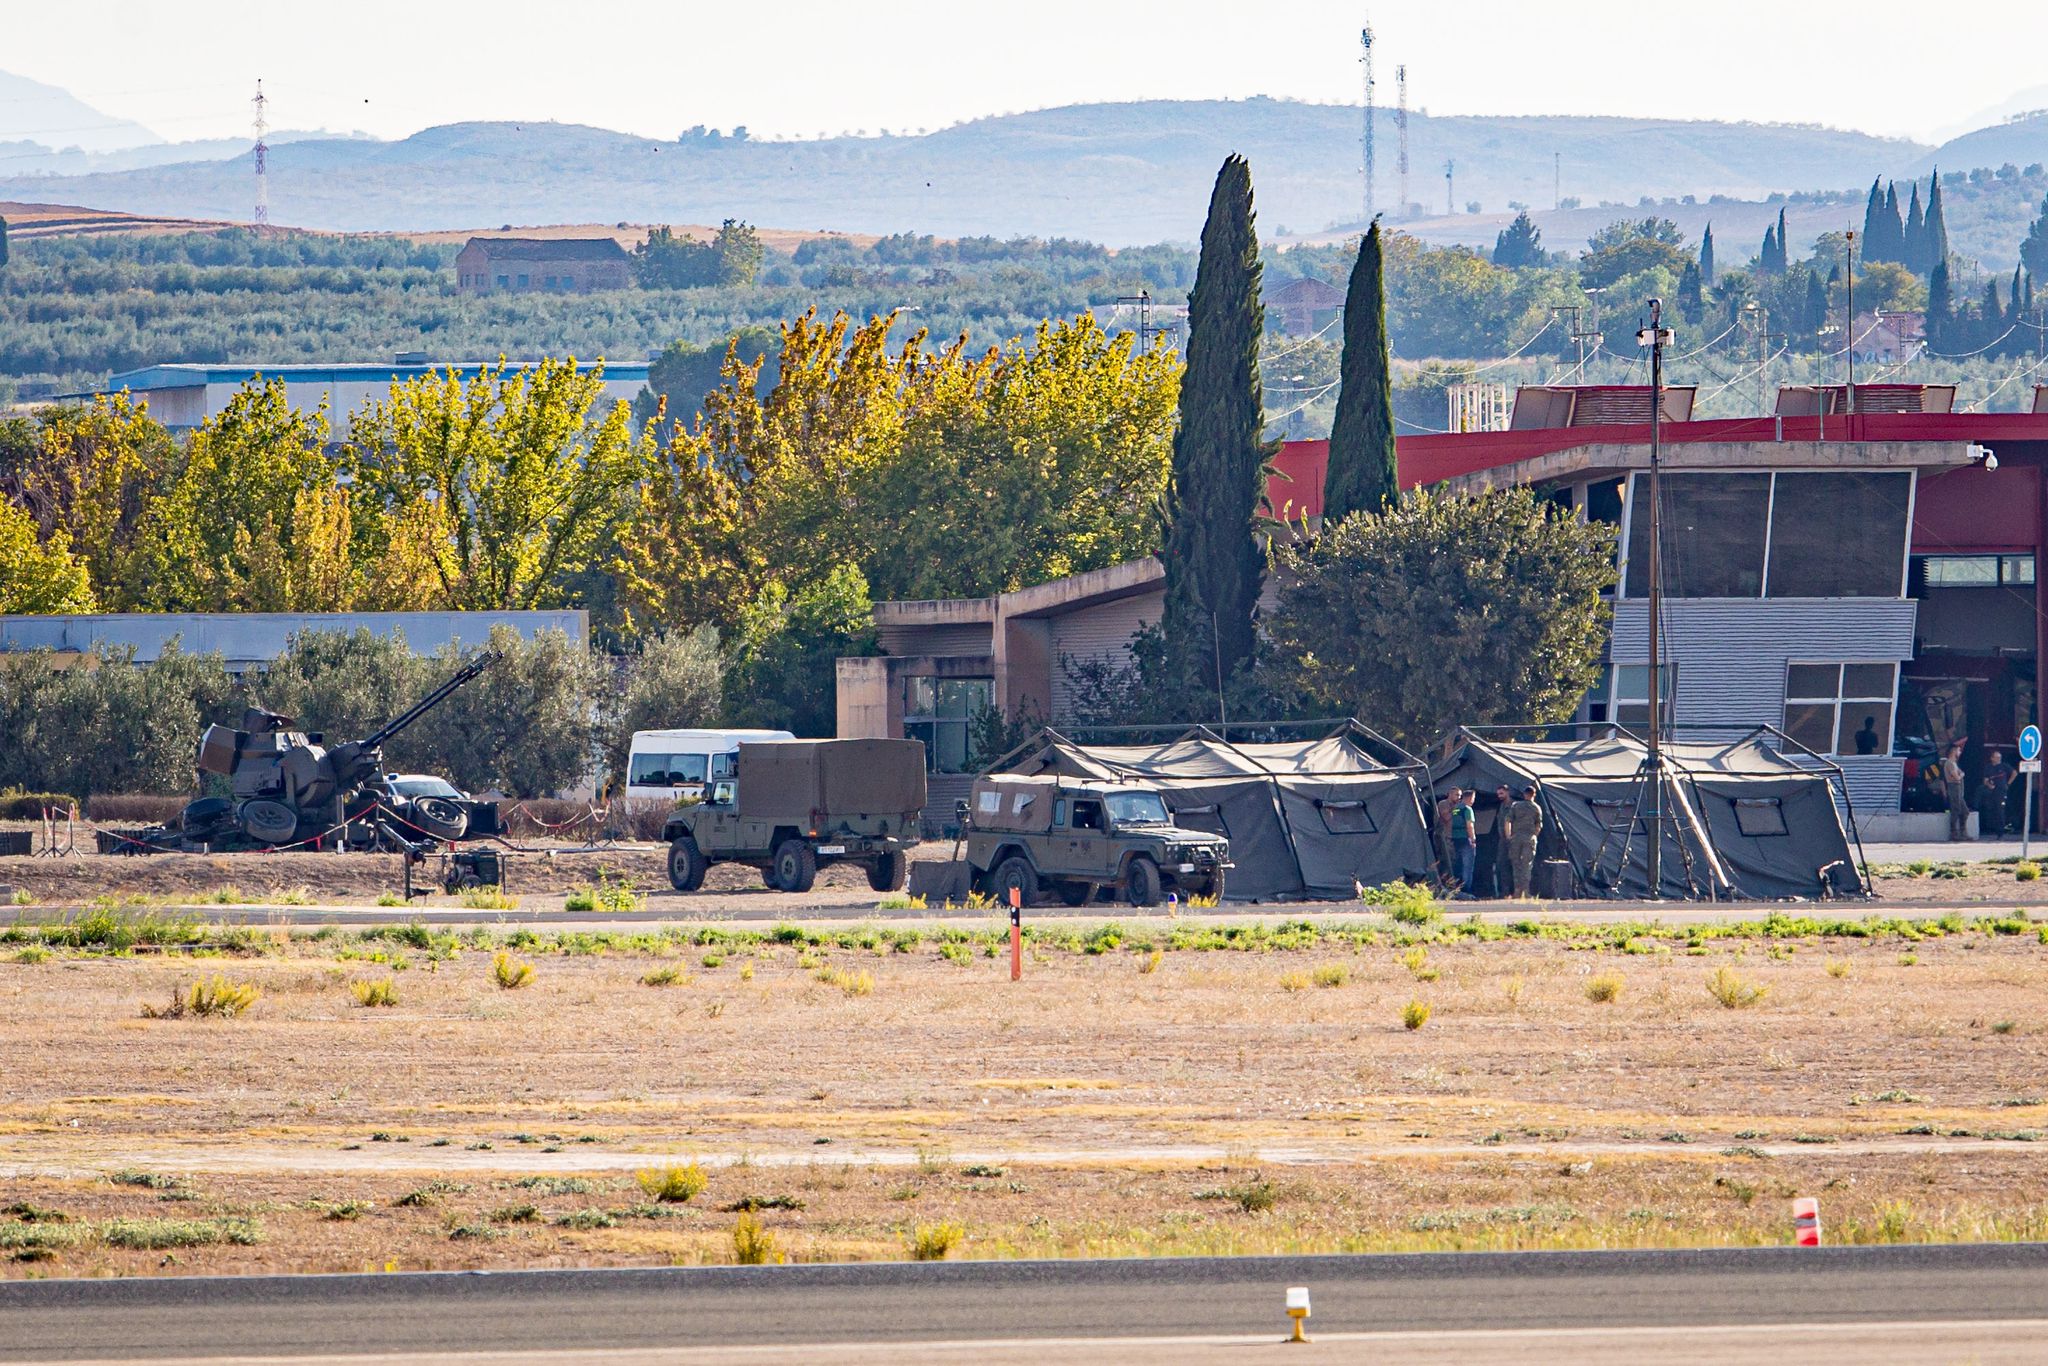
[1793,1197,1821,1247]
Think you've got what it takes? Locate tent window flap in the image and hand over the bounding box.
[1732,797,1789,837]
[1317,798,1377,834]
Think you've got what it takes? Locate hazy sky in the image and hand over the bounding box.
[5,0,2040,148]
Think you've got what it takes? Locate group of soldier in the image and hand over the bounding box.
[1434,783,1546,898]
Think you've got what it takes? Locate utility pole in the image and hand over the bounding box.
[251,80,269,228]
[1844,229,1857,421]
[1396,64,1409,220]
[1638,298,1675,900]
[1116,290,1154,353]
[1743,301,1783,414]
[1360,24,1376,224]
[1551,305,1603,381]
[1444,160,1455,215]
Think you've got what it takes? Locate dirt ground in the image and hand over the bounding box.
[5,919,2047,1275]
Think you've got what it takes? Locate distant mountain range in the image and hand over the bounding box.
[4,74,2047,257]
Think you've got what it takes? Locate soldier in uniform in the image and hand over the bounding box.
[1503,784,1545,897]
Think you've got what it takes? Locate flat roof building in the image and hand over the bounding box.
[71,359,649,432]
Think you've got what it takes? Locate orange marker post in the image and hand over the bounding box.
[1009,887,1022,981]
[1793,1196,1821,1247]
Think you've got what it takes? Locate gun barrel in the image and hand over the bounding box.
[362,650,500,750]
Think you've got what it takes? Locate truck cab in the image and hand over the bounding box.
[963,774,1231,907]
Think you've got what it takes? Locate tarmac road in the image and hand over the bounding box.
[5,1244,2048,1364]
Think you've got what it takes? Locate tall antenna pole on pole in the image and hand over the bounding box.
[1844,229,1857,423]
[1396,64,1409,220]
[1639,298,1675,900]
[1444,159,1454,215]
[251,80,269,229]
[1360,24,1376,225]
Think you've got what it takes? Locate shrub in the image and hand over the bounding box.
[907,1221,964,1261]
[1584,973,1623,1004]
[460,887,518,910]
[0,790,77,820]
[1279,969,1310,993]
[732,1211,781,1264]
[2017,862,2041,882]
[1398,945,1438,980]
[13,945,50,965]
[1825,959,1851,979]
[85,793,187,825]
[814,966,873,997]
[641,964,688,987]
[566,872,644,914]
[1705,965,1766,1009]
[143,974,261,1020]
[1312,963,1348,988]
[352,977,399,1008]
[491,952,534,990]
[1366,880,1442,925]
[876,894,927,911]
[1402,999,1432,1030]
[636,1163,708,1203]
[1139,948,1163,974]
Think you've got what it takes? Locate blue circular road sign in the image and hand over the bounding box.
[2020,726,2042,762]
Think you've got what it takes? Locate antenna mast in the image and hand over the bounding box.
[251,80,269,228]
[1444,159,1455,215]
[1396,64,1409,220]
[1360,24,1376,224]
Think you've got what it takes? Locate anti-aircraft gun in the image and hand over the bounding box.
[175,650,500,850]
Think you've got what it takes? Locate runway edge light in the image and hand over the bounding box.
[1285,1286,1311,1343]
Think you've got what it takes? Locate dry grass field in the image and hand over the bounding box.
[5,905,2048,1277]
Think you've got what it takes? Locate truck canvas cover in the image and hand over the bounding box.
[996,728,1435,900]
[1431,731,1862,900]
[739,739,927,824]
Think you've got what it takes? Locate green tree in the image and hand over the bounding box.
[1491,211,1543,268]
[1156,154,1271,710]
[1923,170,1949,273]
[0,214,9,271]
[0,644,235,798]
[1263,488,1615,751]
[1323,220,1398,522]
[1580,219,1690,289]
[345,359,650,612]
[1904,182,1927,272]
[1927,258,1954,351]
[252,628,425,763]
[404,625,603,797]
[1699,222,1715,285]
[631,220,764,289]
[634,327,782,428]
[722,565,878,738]
[129,379,336,611]
[2020,191,2048,282]
[0,498,94,613]
[1677,260,1704,325]
[600,624,723,788]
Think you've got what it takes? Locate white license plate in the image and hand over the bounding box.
[817,845,846,855]
[1178,862,1196,873]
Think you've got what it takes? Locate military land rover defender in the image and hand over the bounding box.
[963,773,1230,906]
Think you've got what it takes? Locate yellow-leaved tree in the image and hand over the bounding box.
[0,498,95,613]
[344,359,650,610]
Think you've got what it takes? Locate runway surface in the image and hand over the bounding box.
[7,1243,2048,1364]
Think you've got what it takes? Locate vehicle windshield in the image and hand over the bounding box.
[1104,791,1171,826]
[393,777,463,799]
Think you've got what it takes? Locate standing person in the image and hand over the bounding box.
[1982,748,2015,839]
[1432,787,1456,887]
[1854,716,1882,755]
[1942,740,1971,842]
[1449,788,1477,894]
[1504,785,1545,897]
[1486,784,1514,898]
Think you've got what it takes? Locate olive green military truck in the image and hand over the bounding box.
[664,739,925,894]
[963,773,1231,907]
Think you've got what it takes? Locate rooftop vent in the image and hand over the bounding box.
[1775,384,1955,416]
[1508,385,1696,430]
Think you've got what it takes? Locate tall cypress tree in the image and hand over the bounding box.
[1761,224,1780,275]
[1860,179,1886,256]
[1324,219,1398,522]
[1677,260,1704,324]
[1904,183,1927,273]
[1699,221,1715,285]
[1927,258,1953,351]
[0,214,9,272]
[1776,207,1790,270]
[1880,182,1903,263]
[1924,170,1950,274]
[1158,153,1271,708]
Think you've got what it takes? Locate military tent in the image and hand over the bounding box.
[995,727,1436,900]
[1432,731,1864,900]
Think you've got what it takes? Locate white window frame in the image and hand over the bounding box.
[1609,663,1677,732]
[1783,661,1899,758]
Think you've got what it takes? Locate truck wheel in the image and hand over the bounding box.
[991,856,1038,908]
[1204,868,1227,902]
[867,851,909,893]
[773,839,818,894]
[667,837,708,892]
[409,796,470,843]
[1057,881,1093,907]
[1123,856,1162,907]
